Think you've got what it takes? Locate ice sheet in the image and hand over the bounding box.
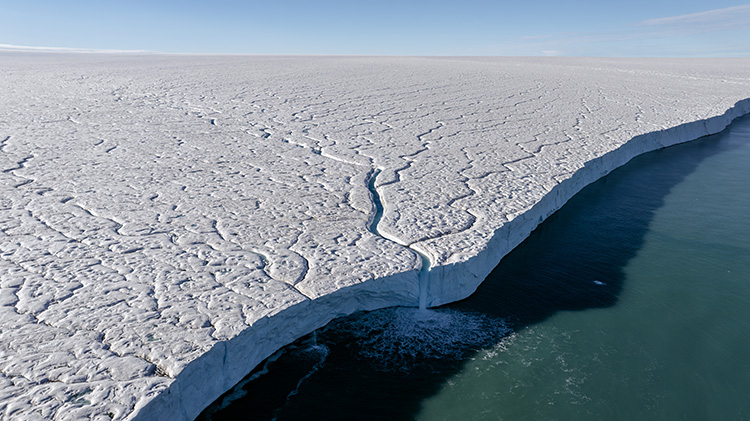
[1,54,748,420]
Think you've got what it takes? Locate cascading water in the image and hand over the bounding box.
[367,169,431,309]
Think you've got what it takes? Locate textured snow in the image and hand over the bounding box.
[1,54,749,420]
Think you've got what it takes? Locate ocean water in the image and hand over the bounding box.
[199,114,750,420]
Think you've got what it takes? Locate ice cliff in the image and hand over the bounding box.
[0,54,749,420]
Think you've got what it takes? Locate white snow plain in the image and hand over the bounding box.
[1,54,749,420]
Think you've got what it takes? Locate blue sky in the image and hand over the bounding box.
[1,1,748,56]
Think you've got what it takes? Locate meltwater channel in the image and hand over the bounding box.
[199,114,750,420]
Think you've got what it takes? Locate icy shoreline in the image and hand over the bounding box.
[138,100,750,420]
[424,98,750,307]
[2,55,749,420]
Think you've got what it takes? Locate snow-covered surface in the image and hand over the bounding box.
[1,54,749,420]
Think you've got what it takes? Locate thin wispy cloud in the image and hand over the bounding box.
[0,44,151,53]
[640,4,750,27]
[510,4,750,57]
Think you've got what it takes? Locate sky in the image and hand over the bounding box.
[1,1,749,56]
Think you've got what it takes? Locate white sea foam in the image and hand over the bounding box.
[328,307,512,371]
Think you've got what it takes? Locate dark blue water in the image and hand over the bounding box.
[199,114,750,420]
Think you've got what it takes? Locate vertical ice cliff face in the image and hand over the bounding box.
[418,97,750,308]
[0,54,749,420]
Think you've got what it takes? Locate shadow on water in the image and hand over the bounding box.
[198,115,750,421]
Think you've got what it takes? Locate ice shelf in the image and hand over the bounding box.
[1,54,749,420]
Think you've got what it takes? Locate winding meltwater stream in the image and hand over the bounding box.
[366,168,432,310]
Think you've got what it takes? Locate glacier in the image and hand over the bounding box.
[0,54,749,420]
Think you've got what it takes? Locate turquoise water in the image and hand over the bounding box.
[200,114,750,420]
